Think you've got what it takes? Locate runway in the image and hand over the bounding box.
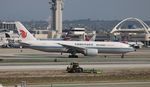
[29,82,150,87]
[0,63,150,71]
[0,48,150,71]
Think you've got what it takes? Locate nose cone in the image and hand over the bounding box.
[129,47,136,52]
[123,43,136,52]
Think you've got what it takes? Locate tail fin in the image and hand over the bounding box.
[15,21,36,41]
[85,34,96,41]
[84,31,96,41]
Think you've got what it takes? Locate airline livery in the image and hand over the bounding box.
[15,22,135,58]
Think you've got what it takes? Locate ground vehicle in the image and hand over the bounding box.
[66,62,83,73]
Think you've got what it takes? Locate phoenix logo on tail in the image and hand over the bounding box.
[15,21,36,41]
[19,29,27,38]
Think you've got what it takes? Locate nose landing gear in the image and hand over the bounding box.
[121,53,124,58]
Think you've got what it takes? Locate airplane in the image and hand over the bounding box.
[15,21,135,58]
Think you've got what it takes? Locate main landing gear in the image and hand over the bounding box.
[68,55,78,58]
[67,49,79,58]
[121,53,125,58]
[68,52,78,58]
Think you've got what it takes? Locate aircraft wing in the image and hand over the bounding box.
[57,43,85,51]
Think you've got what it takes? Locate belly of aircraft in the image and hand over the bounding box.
[30,46,65,52]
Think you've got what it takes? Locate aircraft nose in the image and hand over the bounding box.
[130,47,136,52]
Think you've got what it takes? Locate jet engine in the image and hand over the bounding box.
[84,49,98,56]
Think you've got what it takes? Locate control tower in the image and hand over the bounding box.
[49,0,64,38]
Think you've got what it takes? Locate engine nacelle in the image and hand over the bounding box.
[84,49,98,56]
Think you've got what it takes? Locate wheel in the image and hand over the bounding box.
[78,69,82,73]
[80,68,83,72]
[68,55,78,58]
[78,68,83,73]
[74,55,78,58]
[72,69,76,73]
[121,54,124,58]
[68,55,72,58]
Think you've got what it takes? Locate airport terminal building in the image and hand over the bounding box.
[110,18,150,46]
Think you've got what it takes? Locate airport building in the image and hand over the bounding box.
[0,22,17,32]
[110,17,150,46]
[48,0,64,39]
[0,22,19,38]
[69,28,86,35]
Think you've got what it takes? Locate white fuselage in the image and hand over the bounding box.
[21,40,135,54]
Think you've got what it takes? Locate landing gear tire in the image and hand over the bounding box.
[74,55,78,58]
[68,55,78,58]
[121,54,124,58]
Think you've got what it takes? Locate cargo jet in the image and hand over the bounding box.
[15,22,135,58]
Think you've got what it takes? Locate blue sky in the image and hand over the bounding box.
[0,0,150,21]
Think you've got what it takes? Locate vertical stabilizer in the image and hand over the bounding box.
[15,21,36,41]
